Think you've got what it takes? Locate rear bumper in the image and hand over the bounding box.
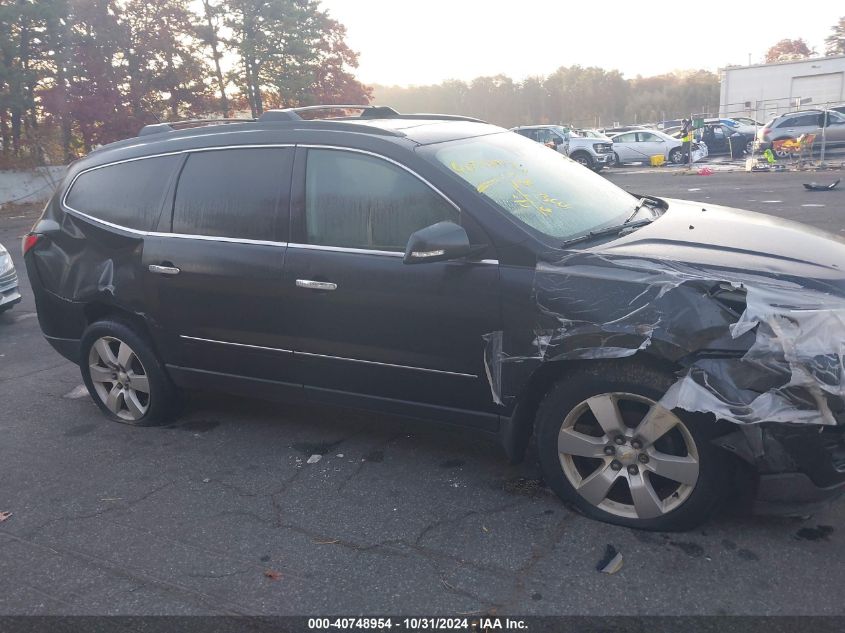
[0,270,20,310]
[45,335,81,364]
[0,286,21,310]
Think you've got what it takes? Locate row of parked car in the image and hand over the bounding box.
[514,104,845,169]
[512,124,705,170]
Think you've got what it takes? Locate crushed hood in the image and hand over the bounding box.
[595,198,845,283]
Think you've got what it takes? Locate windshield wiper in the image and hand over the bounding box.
[623,197,650,224]
[560,218,653,248]
[559,197,662,249]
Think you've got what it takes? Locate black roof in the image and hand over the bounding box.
[72,106,505,176]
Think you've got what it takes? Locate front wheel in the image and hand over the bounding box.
[80,319,178,425]
[536,361,731,531]
[668,148,684,164]
[570,152,594,170]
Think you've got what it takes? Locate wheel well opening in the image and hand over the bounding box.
[84,303,152,341]
[504,354,688,464]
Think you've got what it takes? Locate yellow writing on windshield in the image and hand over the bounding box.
[449,159,571,217]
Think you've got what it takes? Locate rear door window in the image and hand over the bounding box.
[304,149,459,251]
[65,155,179,231]
[172,147,293,241]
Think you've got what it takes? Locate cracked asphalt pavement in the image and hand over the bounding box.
[1,170,844,615]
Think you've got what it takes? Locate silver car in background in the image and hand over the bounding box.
[608,129,686,165]
[0,242,21,313]
[757,109,845,158]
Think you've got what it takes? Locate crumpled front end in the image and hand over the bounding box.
[486,250,845,510]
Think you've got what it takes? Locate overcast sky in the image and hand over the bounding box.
[319,0,843,86]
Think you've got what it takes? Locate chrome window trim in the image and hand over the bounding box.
[60,144,297,242]
[180,335,293,354]
[287,243,403,257]
[180,335,477,378]
[59,143,497,259]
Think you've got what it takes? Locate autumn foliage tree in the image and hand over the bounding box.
[0,0,370,162]
[764,38,814,63]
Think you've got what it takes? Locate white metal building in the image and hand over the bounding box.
[719,55,845,122]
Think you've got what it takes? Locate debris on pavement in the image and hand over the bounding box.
[596,544,624,574]
[803,178,840,191]
[0,511,11,523]
[263,569,282,581]
[306,454,322,464]
[794,525,835,541]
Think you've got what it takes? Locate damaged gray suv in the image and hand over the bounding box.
[24,105,845,530]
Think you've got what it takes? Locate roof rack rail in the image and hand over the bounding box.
[138,118,254,137]
[258,105,398,122]
[259,104,486,124]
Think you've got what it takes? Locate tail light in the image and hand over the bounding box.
[22,233,41,255]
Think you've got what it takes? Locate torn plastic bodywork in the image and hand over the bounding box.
[485,250,845,430]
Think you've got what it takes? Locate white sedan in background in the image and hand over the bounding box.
[609,129,686,165]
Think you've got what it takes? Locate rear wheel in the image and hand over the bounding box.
[536,361,731,531]
[773,137,793,159]
[80,319,177,425]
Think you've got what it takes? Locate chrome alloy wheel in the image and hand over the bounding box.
[88,336,151,421]
[557,392,699,520]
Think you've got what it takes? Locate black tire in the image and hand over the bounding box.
[745,139,754,155]
[79,318,178,426]
[668,148,684,164]
[772,137,793,159]
[613,152,622,167]
[570,152,594,170]
[535,360,732,531]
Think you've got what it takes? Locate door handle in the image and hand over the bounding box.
[296,279,337,291]
[149,264,181,276]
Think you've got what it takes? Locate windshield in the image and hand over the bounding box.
[419,132,638,241]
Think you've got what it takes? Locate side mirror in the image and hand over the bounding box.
[403,221,474,265]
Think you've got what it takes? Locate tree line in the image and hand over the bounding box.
[3,3,843,166]
[373,68,721,130]
[0,0,370,163]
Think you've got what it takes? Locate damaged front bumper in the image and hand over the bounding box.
[717,423,845,514]
[485,244,845,514]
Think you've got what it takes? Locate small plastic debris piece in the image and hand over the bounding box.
[306,454,322,464]
[202,478,211,483]
[263,569,282,580]
[596,544,623,574]
[0,511,11,523]
[803,179,840,191]
[336,453,344,458]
